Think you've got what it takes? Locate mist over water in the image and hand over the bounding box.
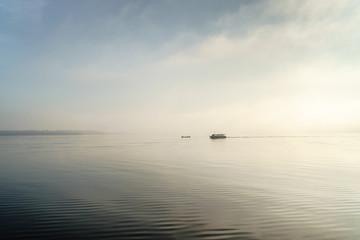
[1,134,360,239]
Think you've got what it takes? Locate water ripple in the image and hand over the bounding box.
[1,135,360,239]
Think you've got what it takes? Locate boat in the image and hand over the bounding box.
[181,136,191,138]
[210,133,226,139]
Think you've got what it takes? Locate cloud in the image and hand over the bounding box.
[135,0,360,134]
[2,0,360,134]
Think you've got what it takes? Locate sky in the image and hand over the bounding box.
[1,0,360,135]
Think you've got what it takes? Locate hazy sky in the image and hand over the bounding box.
[1,0,360,135]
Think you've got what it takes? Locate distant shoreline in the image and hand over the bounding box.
[0,130,104,136]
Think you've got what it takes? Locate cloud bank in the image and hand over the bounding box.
[1,0,360,135]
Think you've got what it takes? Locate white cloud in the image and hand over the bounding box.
[137,0,360,134]
[4,0,360,134]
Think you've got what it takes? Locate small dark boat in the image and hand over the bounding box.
[210,134,226,139]
[181,136,191,138]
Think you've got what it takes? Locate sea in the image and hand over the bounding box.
[1,134,360,240]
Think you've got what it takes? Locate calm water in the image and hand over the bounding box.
[1,134,360,240]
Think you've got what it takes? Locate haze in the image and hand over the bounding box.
[1,0,360,135]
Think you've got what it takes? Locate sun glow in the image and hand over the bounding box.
[297,99,360,131]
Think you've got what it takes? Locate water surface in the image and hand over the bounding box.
[1,134,360,239]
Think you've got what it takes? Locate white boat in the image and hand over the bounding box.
[210,134,226,139]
